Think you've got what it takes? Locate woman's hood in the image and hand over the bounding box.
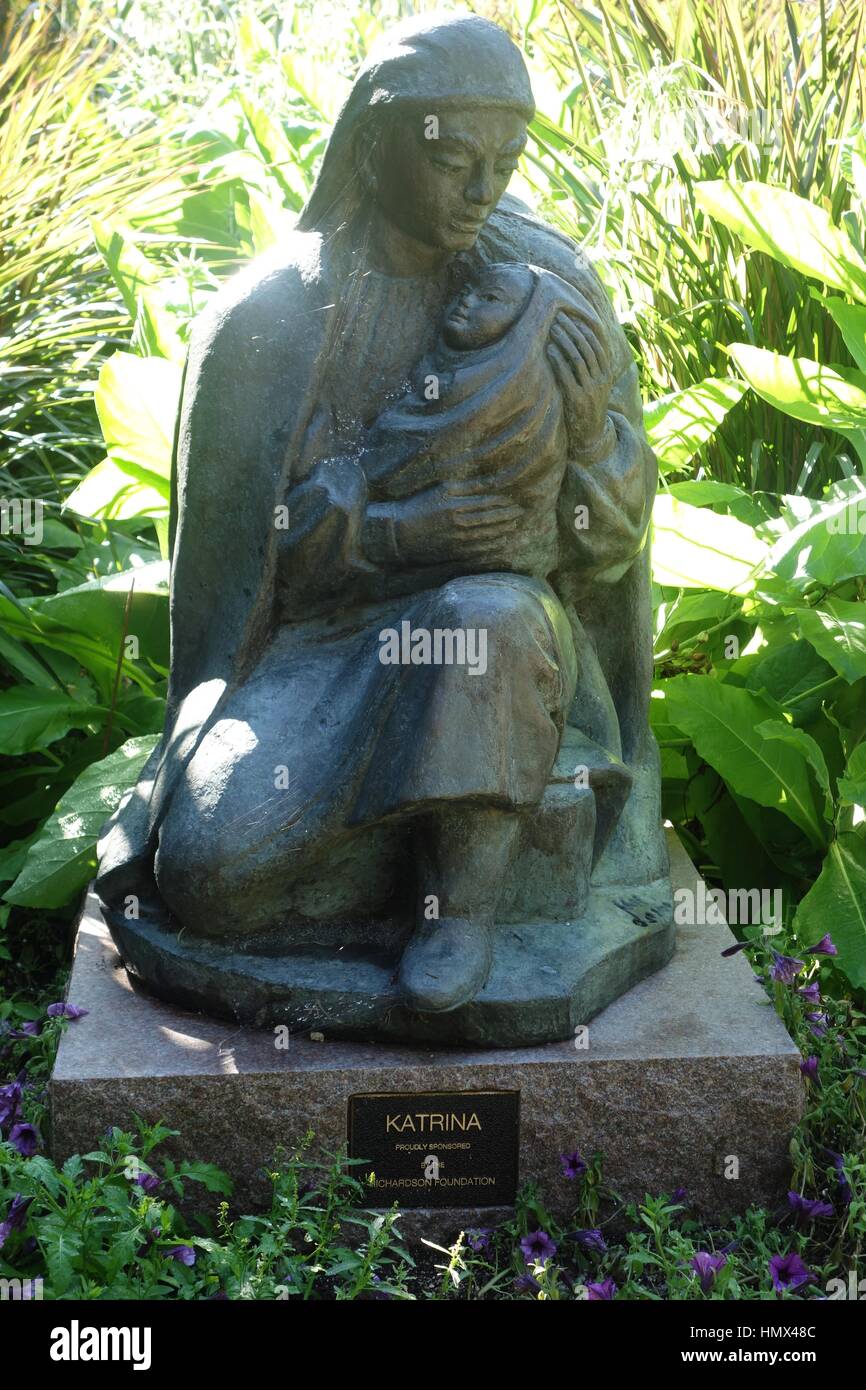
[297,14,534,234]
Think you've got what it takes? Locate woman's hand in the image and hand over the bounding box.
[547,308,614,458]
[389,481,522,566]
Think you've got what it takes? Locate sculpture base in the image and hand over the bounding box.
[103,875,674,1048]
[51,834,803,1225]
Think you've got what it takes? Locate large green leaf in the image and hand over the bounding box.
[0,627,62,688]
[767,477,866,588]
[796,599,866,683]
[0,591,157,698]
[644,377,748,474]
[64,453,170,523]
[39,519,83,551]
[655,589,743,653]
[695,181,866,301]
[736,636,835,722]
[755,720,833,825]
[687,764,788,897]
[25,563,170,671]
[652,494,767,594]
[838,744,866,807]
[4,735,159,909]
[793,831,866,990]
[667,478,771,528]
[0,687,102,756]
[95,352,183,479]
[728,345,866,433]
[663,676,831,849]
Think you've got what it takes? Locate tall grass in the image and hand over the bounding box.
[520,0,866,493]
[0,3,187,509]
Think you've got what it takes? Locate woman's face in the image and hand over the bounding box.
[370,106,527,254]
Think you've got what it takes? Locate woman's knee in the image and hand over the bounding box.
[431,574,552,634]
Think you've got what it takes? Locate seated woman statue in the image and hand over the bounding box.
[96,13,672,1038]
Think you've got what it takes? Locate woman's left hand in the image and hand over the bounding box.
[546,308,614,456]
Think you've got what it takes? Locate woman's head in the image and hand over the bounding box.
[298,14,534,249]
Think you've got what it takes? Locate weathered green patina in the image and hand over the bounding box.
[96,13,673,1042]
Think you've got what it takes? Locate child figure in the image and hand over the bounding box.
[364,261,590,579]
[440,262,535,351]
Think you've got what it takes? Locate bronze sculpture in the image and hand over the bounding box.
[96,13,673,1044]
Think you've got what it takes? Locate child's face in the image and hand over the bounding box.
[442,266,534,350]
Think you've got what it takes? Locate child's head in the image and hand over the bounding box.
[442,263,535,350]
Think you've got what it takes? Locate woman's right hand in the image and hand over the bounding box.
[389,481,522,566]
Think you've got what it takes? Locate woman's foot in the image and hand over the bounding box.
[398,916,493,1013]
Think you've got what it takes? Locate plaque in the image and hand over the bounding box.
[347,1089,520,1208]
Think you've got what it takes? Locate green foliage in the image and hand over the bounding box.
[3,0,866,1302]
[649,162,866,996]
[5,734,158,907]
[524,0,866,493]
[0,1118,414,1299]
[652,473,866,994]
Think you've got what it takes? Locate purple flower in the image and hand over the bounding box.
[799,1056,819,1081]
[691,1251,726,1292]
[585,1277,617,1300]
[798,982,821,1004]
[787,1191,833,1223]
[560,1150,587,1179]
[10,1021,41,1038]
[132,1171,160,1193]
[770,951,804,984]
[513,1272,541,1294]
[465,1228,491,1254]
[824,1150,852,1207]
[0,1081,23,1128]
[8,1122,39,1156]
[520,1230,557,1266]
[46,1002,89,1020]
[807,1011,828,1038]
[672,1186,689,1203]
[0,1194,31,1251]
[769,1252,814,1293]
[572,1228,607,1253]
[803,933,837,958]
[721,940,750,958]
[165,1244,196,1266]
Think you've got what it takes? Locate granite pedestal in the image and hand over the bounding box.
[51,832,804,1232]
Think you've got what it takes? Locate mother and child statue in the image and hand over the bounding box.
[96,13,675,1046]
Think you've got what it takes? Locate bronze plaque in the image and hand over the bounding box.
[347,1089,520,1208]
